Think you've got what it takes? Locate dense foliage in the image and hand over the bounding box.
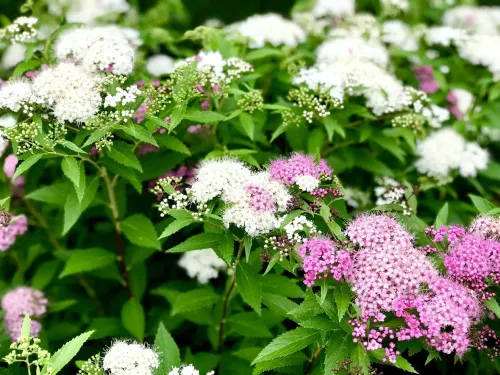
[0,0,500,374]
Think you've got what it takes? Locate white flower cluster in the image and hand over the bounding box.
[32,63,103,123]
[284,215,317,243]
[103,341,159,375]
[178,248,226,284]
[54,26,140,75]
[317,36,390,68]
[311,0,355,18]
[175,51,253,86]
[228,13,306,48]
[0,114,16,141]
[5,17,37,43]
[189,159,291,236]
[146,54,175,77]
[415,128,489,179]
[168,364,214,375]
[422,104,450,128]
[382,20,419,51]
[293,64,345,105]
[424,26,466,47]
[456,34,500,81]
[2,44,26,70]
[331,14,381,40]
[0,80,33,112]
[443,5,500,36]
[450,88,474,116]
[104,85,141,121]
[381,0,409,14]
[49,0,130,24]
[374,177,412,215]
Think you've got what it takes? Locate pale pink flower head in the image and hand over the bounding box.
[469,216,500,241]
[0,215,28,251]
[201,100,210,111]
[2,286,48,341]
[269,153,332,191]
[345,214,413,251]
[298,238,351,286]
[3,154,18,179]
[246,185,275,213]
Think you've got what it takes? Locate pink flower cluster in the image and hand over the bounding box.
[298,238,351,287]
[425,224,466,244]
[269,154,332,186]
[247,185,275,213]
[150,165,196,200]
[1,287,48,341]
[413,65,440,94]
[469,216,500,241]
[447,92,464,120]
[0,215,28,251]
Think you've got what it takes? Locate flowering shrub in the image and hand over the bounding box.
[0,0,500,374]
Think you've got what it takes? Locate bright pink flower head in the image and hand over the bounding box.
[136,144,160,156]
[0,215,28,251]
[201,100,210,111]
[345,214,413,251]
[3,154,18,179]
[246,185,275,213]
[2,286,48,341]
[425,225,466,244]
[444,234,500,297]
[187,124,211,135]
[420,80,440,94]
[269,154,332,186]
[413,65,434,81]
[298,238,351,286]
[469,216,500,241]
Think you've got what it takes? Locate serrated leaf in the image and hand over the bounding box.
[26,183,70,206]
[63,190,81,235]
[157,134,191,155]
[105,141,142,172]
[61,158,81,188]
[218,231,234,264]
[236,263,262,315]
[60,248,116,278]
[159,217,195,239]
[253,353,307,375]
[12,153,43,180]
[184,110,226,123]
[121,299,145,341]
[228,312,272,338]
[333,284,351,322]
[121,214,161,250]
[21,314,30,337]
[122,124,158,146]
[171,288,219,315]
[155,323,181,372]
[261,274,304,298]
[434,202,449,228]
[324,330,355,374]
[252,327,320,364]
[83,129,108,147]
[239,112,255,140]
[166,233,220,253]
[262,293,298,316]
[42,331,94,375]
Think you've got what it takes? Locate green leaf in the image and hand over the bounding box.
[370,349,418,373]
[333,284,351,322]
[434,202,449,228]
[228,312,272,338]
[262,293,298,316]
[60,248,116,278]
[26,183,70,206]
[157,134,191,155]
[307,128,325,156]
[218,231,234,264]
[122,214,161,250]
[168,105,186,132]
[155,322,181,373]
[21,314,31,337]
[184,110,226,123]
[122,124,158,146]
[244,234,252,262]
[171,288,219,315]
[236,263,262,315]
[121,299,145,341]
[324,117,345,140]
[61,158,81,188]
[485,298,500,318]
[159,217,195,239]
[42,331,94,375]
[239,112,255,140]
[252,327,320,364]
[63,190,81,235]
[166,233,221,253]
[253,353,307,375]
[31,260,60,290]
[105,141,142,172]
[261,274,304,298]
[12,153,43,180]
[324,330,355,374]
[83,129,107,147]
[469,194,496,214]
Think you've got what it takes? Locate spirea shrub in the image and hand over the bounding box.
[0,0,500,374]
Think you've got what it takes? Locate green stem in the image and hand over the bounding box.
[102,167,134,299]
[216,241,244,353]
[305,343,323,375]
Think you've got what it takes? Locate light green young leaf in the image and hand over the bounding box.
[236,263,262,315]
[12,153,43,180]
[155,323,181,372]
[171,288,219,315]
[31,260,60,290]
[469,194,496,214]
[159,217,195,239]
[60,248,116,278]
[434,202,449,228]
[105,141,142,172]
[21,314,31,337]
[184,110,226,123]
[122,124,158,146]
[26,183,70,206]
[239,112,255,140]
[61,158,81,188]
[42,331,94,375]
[63,190,81,235]
[121,214,161,250]
[252,327,320,364]
[121,299,145,341]
[485,298,500,318]
[166,233,220,253]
